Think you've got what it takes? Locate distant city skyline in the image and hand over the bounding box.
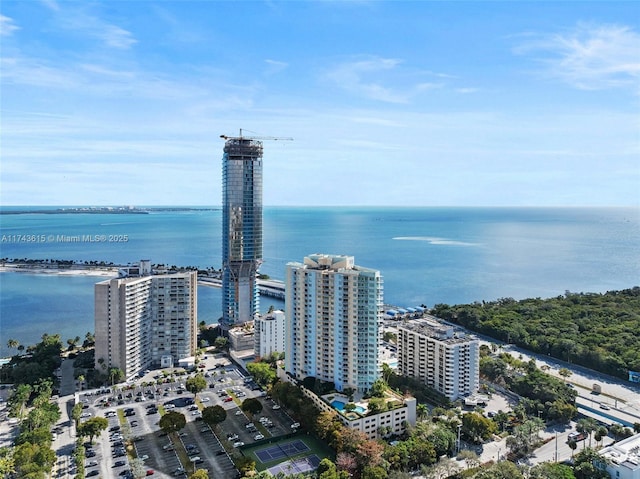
[1,1,638,207]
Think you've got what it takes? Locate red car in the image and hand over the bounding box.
[146,471,154,476]
[224,397,233,402]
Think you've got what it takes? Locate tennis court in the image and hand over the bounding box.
[255,439,310,463]
[267,454,321,476]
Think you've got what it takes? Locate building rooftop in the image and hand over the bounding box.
[599,433,640,470]
[399,318,477,344]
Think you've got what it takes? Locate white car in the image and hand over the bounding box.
[291,422,300,428]
[80,413,92,418]
[233,441,244,447]
[254,434,264,440]
[235,410,243,416]
[272,405,280,410]
[200,397,210,402]
[139,454,149,461]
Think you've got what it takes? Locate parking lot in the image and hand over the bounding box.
[75,357,299,478]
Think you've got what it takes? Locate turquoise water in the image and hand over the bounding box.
[331,400,366,414]
[1,206,638,356]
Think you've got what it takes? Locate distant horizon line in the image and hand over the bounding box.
[1,204,638,209]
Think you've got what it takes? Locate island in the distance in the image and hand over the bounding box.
[0,206,219,215]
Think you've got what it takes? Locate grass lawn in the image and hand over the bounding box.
[241,433,334,472]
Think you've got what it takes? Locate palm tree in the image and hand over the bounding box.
[417,403,429,420]
[6,339,19,353]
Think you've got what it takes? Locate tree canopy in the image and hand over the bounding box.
[186,374,207,398]
[159,411,187,434]
[433,288,640,379]
[202,405,227,426]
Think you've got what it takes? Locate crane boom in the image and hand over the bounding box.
[220,129,293,141]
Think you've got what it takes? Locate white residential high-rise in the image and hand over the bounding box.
[255,310,286,358]
[94,262,197,380]
[285,254,383,393]
[398,319,479,401]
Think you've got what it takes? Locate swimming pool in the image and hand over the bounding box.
[331,400,366,414]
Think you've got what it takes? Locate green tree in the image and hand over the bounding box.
[573,447,610,479]
[568,439,578,457]
[6,339,19,353]
[558,368,573,379]
[474,460,524,479]
[189,470,209,479]
[241,397,263,415]
[214,336,228,350]
[457,449,480,470]
[186,374,207,399]
[202,405,226,427]
[109,367,125,385]
[529,462,576,479]
[368,397,386,414]
[247,361,277,388]
[369,378,387,398]
[0,447,14,478]
[77,417,108,444]
[8,384,32,419]
[577,418,598,448]
[462,412,497,443]
[71,402,83,428]
[159,411,187,434]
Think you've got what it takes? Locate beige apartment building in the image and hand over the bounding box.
[94,261,197,380]
[398,319,479,401]
[285,254,383,393]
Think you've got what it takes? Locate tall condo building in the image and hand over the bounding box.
[221,135,263,327]
[94,261,197,380]
[285,254,383,393]
[397,319,479,401]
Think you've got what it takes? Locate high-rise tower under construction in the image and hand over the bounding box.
[221,135,263,327]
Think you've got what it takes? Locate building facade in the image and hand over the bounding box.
[221,135,263,327]
[598,433,640,479]
[255,310,286,358]
[285,254,383,393]
[398,319,479,401]
[94,264,197,380]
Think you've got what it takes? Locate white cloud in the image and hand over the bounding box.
[515,23,640,92]
[0,15,20,36]
[324,56,441,103]
[264,59,288,75]
[54,6,137,49]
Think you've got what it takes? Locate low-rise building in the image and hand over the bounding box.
[228,324,255,352]
[254,310,285,358]
[278,368,416,440]
[598,433,640,479]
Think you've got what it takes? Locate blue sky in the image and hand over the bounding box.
[1,1,638,206]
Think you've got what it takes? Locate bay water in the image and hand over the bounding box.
[1,206,638,357]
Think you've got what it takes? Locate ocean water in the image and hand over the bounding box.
[1,206,638,357]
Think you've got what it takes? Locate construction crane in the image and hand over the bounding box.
[220,129,293,142]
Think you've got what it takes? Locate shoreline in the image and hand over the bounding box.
[0,264,120,277]
[0,265,227,286]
